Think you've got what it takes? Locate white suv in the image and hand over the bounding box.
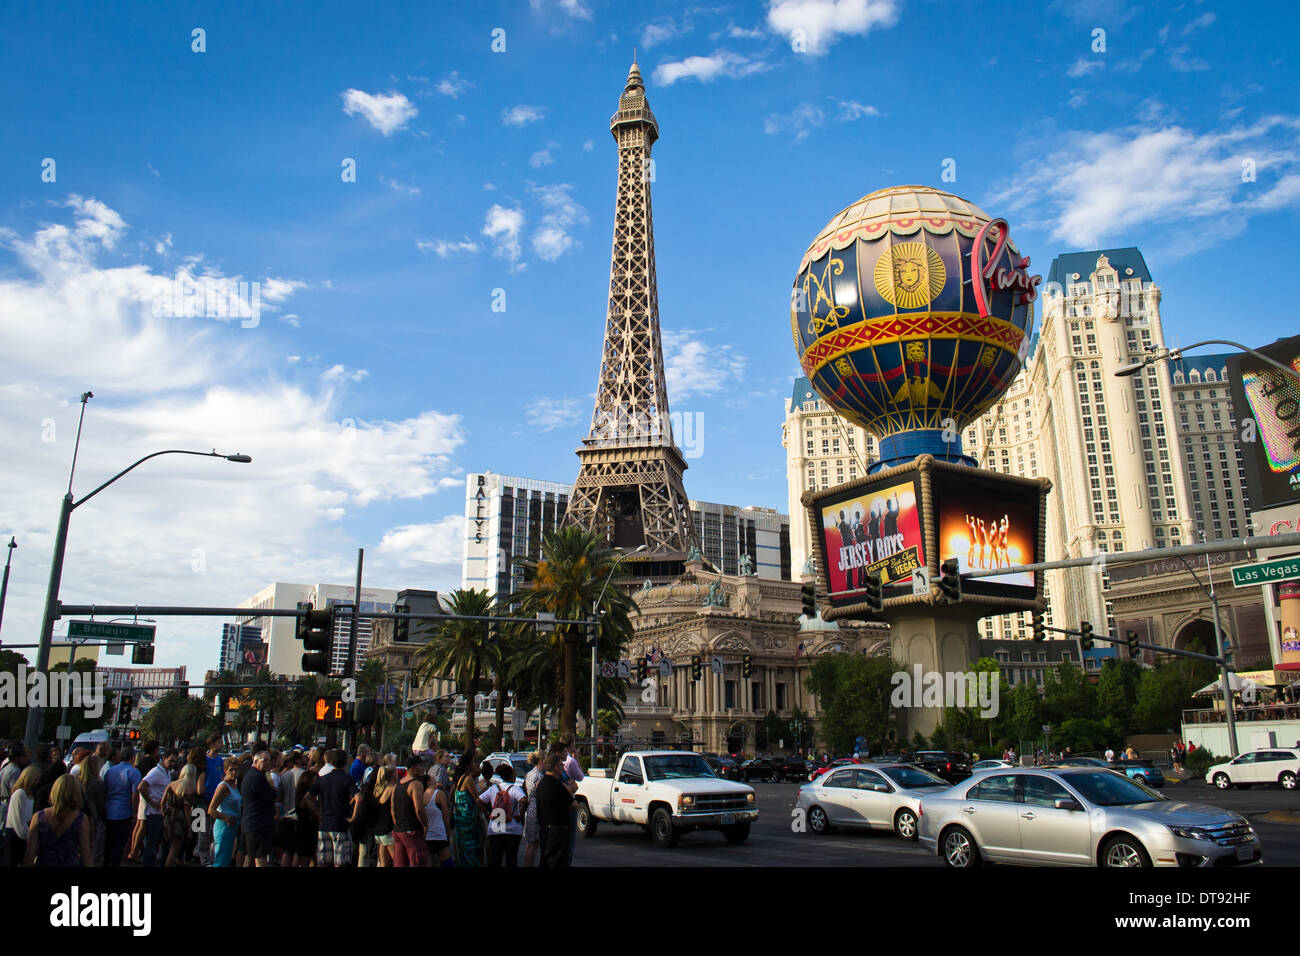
[1206,749,1300,791]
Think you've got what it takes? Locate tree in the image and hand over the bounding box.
[1096,658,1142,737]
[1010,681,1042,745]
[944,657,1001,751]
[1041,662,1096,727]
[1134,656,1214,734]
[512,526,637,735]
[755,710,788,752]
[805,653,896,756]
[414,588,498,755]
[139,691,209,747]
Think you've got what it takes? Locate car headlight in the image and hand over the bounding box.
[1167,825,1214,842]
[746,791,756,803]
[680,795,694,808]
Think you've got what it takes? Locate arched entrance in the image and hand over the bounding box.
[725,721,746,757]
[1174,619,1220,657]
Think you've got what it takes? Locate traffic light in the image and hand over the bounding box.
[118,695,133,723]
[800,582,817,617]
[691,655,702,681]
[742,655,752,679]
[1079,620,1094,651]
[863,572,883,613]
[1032,615,1046,642]
[939,559,961,603]
[1127,629,1140,658]
[300,605,333,675]
[355,697,376,725]
[394,601,410,642]
[638,659,649,682]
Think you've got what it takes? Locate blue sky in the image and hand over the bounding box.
[2,0,1298,682]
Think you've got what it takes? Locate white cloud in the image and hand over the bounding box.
[728,23,767,39]
[765,103,824,141]
[482,204,526,267]
[341,89,418,135]
[1184,11,1216,33]
[1067,57,1104,78]
[653,51,770,85]
[641,19,681,48]
[530,184,588,261]
[526,396,584,431]
[834,100,879,122]
[321,365,369,384]
[583,140,594,152]
[154,231,172,255]
[530,0,593,20]
[988,116,1300,251]
[280,313,301,328]
[530,142,560,167]
[502,105,546,127]
[377,516,466,568]
[378,175,421,196]
[0,198,468,682]
[436,71,473,98]
[1168,46,1210,72]
[1068,89,1088,109]
[416,237,480,257]
[663,329,746,399]
[1046,0,1142,27]
[765,0,900,55]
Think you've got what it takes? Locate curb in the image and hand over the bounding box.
[1256,811,1300,826]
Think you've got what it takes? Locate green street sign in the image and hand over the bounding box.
[67,621,156,643]
[1231,556,1300,589]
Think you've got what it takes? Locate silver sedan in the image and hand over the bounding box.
[796,763,950,840]
[918,767,1261,867]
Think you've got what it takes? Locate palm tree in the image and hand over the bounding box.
[414,588,498,755]
[513,526,638,736]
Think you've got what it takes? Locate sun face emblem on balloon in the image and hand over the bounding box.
[980,346,997,367]
[874,242,946,309]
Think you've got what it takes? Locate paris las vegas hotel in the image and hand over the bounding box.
[784,248,1272,674]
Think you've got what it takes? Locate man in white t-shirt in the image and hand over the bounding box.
[138,751,173,867]
[478,764,526,867]
[412,713,437,758]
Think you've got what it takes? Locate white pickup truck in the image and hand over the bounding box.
[574,750,758,848]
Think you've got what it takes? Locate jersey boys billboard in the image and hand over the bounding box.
[817,476,925,603]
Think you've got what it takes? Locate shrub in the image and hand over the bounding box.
[1185,746,1217,778]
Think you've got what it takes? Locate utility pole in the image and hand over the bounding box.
[345,548,363,754]
[1202,533,1239,757]
[0,536,15,636]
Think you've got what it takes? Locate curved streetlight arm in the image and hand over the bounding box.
[594,544,648,615]
[1116,340,1300,380]
[75,449,251,509]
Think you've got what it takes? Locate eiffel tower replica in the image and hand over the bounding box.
[563,58,700,578]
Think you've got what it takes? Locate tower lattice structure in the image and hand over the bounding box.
[563,60,700,564]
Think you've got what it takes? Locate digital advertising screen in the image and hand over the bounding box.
[1227,335,1300,510]
[816,476,925,605]
[933,469,1040,601]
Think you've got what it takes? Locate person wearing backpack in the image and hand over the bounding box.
[478,763,526,867]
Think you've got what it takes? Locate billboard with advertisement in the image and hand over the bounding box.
[814,475,925,606]
[1227,335,1300,510]
[932,468,1040,601]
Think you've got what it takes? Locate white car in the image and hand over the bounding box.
[1206,749,1300,791]
[796,763,950,840]
[972,759,1015,772]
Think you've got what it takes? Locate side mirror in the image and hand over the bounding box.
[1054,798,1083,812]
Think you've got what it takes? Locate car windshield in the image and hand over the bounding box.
[644,754,717,780]
[1060,771,1166,806]
[881,766,949,789]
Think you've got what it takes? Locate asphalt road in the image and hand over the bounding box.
[571,780,1300,867]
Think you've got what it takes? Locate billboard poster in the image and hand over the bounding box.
[816,476,925,604]
[1227,335,1300,509]
[933,470,1039,600]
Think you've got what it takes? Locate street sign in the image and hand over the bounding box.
[659,660,671,677]
[535,612,556,633]
[67,621,156,643]
[912,567,931,596]
[105,643,125,656]
[710,657,723,675]
[616,660,630,679]
[1231,555,1300,588]
[600,662,616,678]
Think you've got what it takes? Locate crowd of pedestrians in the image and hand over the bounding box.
[0,731,588,868]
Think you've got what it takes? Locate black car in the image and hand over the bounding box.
[741,755,810,783]
[900,750,971,784]
[705,756,744,781]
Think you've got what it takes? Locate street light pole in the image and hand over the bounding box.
[23,400,251,751]
[0,536,16,636]
[590,544,646,766]
[1202,532,1239,758]
[1114,340,1300,381]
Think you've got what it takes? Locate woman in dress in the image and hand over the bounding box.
[206,758,242,868]
[161,763,198,867]
[423,770,453,866]
[452,752,482,867]
[522,751,543,867]
[24,773,91,867]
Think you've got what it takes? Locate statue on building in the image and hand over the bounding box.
[739,552,755,576]
[801,556,816,577]
[640,579,654,593]
[686,544,703,563]
[703,582,726,607]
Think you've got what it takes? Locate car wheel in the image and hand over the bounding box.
[576,801,598,838]
[723,822,750,845]
[940,826,980,868]
[807,805,830,835]
[1281,771,1297,790]
[1213,773,1233,790]
[1102,835,1151,868]
[650,807,679,848]
[894,808,919,841]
